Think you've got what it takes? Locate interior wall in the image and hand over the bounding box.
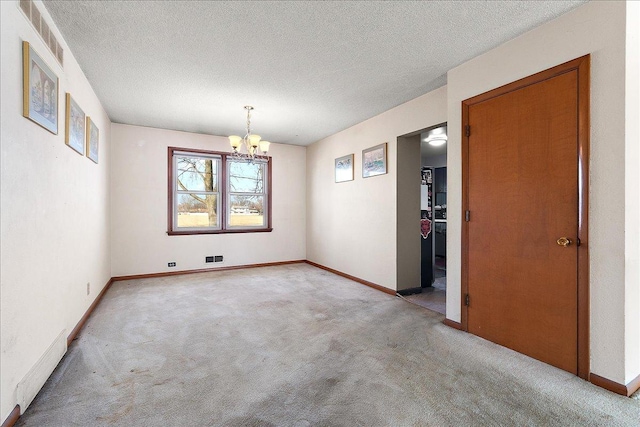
[422,153,447,168]
[625,0,640,386]
[446,0,629,383]
[110,124,306,276]
[396,135,421,291]
[306,86,447,290]
[0,0,111,420]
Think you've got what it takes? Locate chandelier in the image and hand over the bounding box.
[228,106,270,161]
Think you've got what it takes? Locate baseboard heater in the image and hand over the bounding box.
[16,329,67,414]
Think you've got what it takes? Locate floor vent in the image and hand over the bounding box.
[17,329,67,413]
[19,0,64,66]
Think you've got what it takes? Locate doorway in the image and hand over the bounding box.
[461,56,590,377]
[397,124,448,316]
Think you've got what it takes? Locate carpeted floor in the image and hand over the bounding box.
[17,264,640,426]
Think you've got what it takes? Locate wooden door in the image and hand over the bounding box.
[462,56,590,377]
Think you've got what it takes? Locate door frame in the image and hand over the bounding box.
[460,55,590,379]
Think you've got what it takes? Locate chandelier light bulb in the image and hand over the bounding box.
[259,140,270,154]
[249,134,261,147]
[229,135,242,149]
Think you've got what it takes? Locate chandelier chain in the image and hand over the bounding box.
[246,107,252,137]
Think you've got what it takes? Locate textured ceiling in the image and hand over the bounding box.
[44,0,586,146]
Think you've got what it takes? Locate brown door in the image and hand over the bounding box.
[462,57,589,376]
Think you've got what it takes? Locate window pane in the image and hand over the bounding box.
[228,161,264,193]
[229,195,264,227]
[176,193,218,228]
[176,157,217,192]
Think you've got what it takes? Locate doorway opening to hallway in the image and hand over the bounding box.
[396,123,447,316]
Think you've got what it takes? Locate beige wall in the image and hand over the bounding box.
[446,0,633,384]
[396,135,422,291]
[306,86,447,290]
[625,0,640,385]
[110,124,306,276]
[0,0,112,420]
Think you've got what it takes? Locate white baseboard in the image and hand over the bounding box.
[16,329,67,413]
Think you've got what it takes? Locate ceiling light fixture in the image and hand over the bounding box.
[424,127,448,146]
[428,137,447,146]
[228,106,270,161]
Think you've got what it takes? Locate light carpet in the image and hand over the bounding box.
[16,264,640,426]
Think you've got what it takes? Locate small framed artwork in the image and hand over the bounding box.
[421,167,432,185]
[86,117,99,164]
[22,41,58,134]
[335,154,354,183]
[362,142,387,178]
[65,93,85,155]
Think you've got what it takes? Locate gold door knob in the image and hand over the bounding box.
[557,237,572,247]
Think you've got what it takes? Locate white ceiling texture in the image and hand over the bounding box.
[44,1,586,146]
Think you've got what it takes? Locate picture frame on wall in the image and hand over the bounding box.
[335,154,354,183]
[86,116,99,164]
[22,41,58,134]
[421,167,432,185]
[362,142,387,178]
[65,93,85,155]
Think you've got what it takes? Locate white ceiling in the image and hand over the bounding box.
[43,0,586,146]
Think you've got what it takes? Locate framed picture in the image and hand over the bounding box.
[362,142,387,178]
[65,93,85,155]
[86,117,99,164]
[22,41,58,134]
[421,167,432,185]
[335,154,354,183]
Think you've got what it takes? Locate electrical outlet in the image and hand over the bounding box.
[168,262,176,267]
[86,282,90,295]
[205,256,214,263]
[214,255,223,262]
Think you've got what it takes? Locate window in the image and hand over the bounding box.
[227,159,268,229]
[168,147,272,235]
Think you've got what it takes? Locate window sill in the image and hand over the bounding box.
[167,228,273,236]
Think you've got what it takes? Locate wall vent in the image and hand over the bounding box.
[16,329,67,414]
[19,0,64,66]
